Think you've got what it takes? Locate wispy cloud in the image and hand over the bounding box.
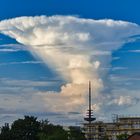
[0,43,27,52]
[111,67,128,71]
[0,78,57,87]
[0,78,58,92]
[128,49,140,53]
[0,61,43,66]
[109,75,140,82]
[0,48,20,52]
[113,57,120,60]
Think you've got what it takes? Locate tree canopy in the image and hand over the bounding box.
[0,116,86,140]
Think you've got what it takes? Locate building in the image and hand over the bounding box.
[84,115,140,140]
[83,82,140,140]
[127,132,140,140]
[84,116,140,140]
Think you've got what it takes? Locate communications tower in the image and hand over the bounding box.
[84,81,96,140]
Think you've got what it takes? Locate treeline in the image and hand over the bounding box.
[0,116,86,140]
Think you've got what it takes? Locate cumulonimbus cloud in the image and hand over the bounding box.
[0,15,140,115]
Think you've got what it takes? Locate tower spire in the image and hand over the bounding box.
[89,81,91,116]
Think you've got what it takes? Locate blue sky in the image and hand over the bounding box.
[0,0,140,22]
[0,0,140,125]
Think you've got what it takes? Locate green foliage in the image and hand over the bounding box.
[37,132,48,140]
[39,120,68,140]
[103,135,109,140]
[0,123,11,140]
[0,116,85,140]
[69,126,86,140]
[11,116,40,140]
[117,133,129,140]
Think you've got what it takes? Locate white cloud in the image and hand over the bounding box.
[109,75,140,82]
[0,15,140,119]
[0,78,59,97]
[111,67,128,71]
[108,96,138,106]
[129,50,140,53]
[0,61,43,66]
[0,43,27,52]
[0,48,19,52]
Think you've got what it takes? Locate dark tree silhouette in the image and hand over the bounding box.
[0,116,86,140]
[10,116,40,140]
[0,123,11,140]
[38,120,68,140]
[69,126,86,140]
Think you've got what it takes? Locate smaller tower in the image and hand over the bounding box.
[84,81,96,140]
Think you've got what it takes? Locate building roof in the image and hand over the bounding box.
[127,133,140,140]
[119,117,140,120]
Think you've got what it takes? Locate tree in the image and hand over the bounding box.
[0,116,86,140]
[69,126,86,140]
[103,135,109,140]
[38,120,68,140]
[11,116,40,140]
[37,132,48,140]
[48,125,68,140]
[0,123,11,140]
[117,133,129,140]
